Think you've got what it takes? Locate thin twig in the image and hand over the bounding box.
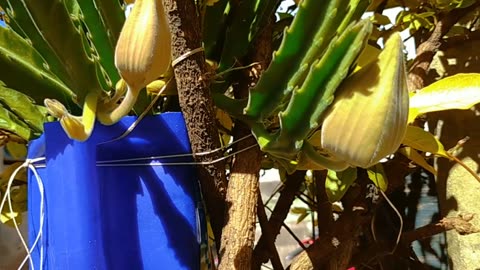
[257,189,284,270]
[402,214,480,243]
[282,221,307,251]
[447,153,480,184]
[314,171,333,237]
[407,3,480,90]
[252,171,306,269]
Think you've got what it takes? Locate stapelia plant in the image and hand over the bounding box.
[1,0,480,268]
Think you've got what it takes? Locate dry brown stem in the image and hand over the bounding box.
[163,0,227,247]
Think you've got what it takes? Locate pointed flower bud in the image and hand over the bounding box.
[98,0,171,125]
[114,0,171,92]
[320,33,409,169]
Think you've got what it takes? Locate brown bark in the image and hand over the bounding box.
[217,124,262,270]
[163,0,227,247]
[217,15,274,270]
[256,190,284,270]
[440,30,480,50]
[217,62,264,270]
[286,159,411,270]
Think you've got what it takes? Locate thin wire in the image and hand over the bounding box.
[171,47,205,67]
[214,62,260,79]
[96,74,254,161]
[96,133,253,164]
[97,143,257,167]
[32,140,257,169]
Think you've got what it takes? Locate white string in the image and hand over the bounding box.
[0,157,45,270]
[0,139,257,269]
[96,143,257,167]
[171,47,205,67]
[96,133,254,165]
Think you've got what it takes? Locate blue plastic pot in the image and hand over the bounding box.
[27,113,201,270]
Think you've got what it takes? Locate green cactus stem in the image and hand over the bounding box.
[244,0,344,121]
[3,0,104,104]
[259,20,372,158]
[0,27,75,109]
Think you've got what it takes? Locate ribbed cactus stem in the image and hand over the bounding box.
[287,0,369,91]
[259,20,372,159]
[244,0,336,121]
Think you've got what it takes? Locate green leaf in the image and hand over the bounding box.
[245,0,355,120]
[402,126,449,158]
[0,105,31,141]
[0,83,47,134]
[290,206,310,223]
[76,0,124,85]
[91,0,124,47]
[263,20,372,157]
[409,73,480,122]
[398,147,437,175]
[8,0,104,102]
[0,183,27,226]
[217,0,261,72]
[325,167,357,202]
[396,10,434,32]
[202,0,229,60]
[367,164,388,191]
[0,0,74,86]
[450,0,477,9]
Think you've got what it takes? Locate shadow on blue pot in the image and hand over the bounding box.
[28,112,201,270]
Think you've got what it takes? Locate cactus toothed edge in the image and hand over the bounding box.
[0,27,75,107]
[244,0,338,121]
[0,0,77,89]
[76,0,123,86]
[11,0,104,104]
[258,20,372,158]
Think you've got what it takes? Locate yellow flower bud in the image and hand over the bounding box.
[98,0,171,125]
[115,0,171,92]
[320,33,409,169]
